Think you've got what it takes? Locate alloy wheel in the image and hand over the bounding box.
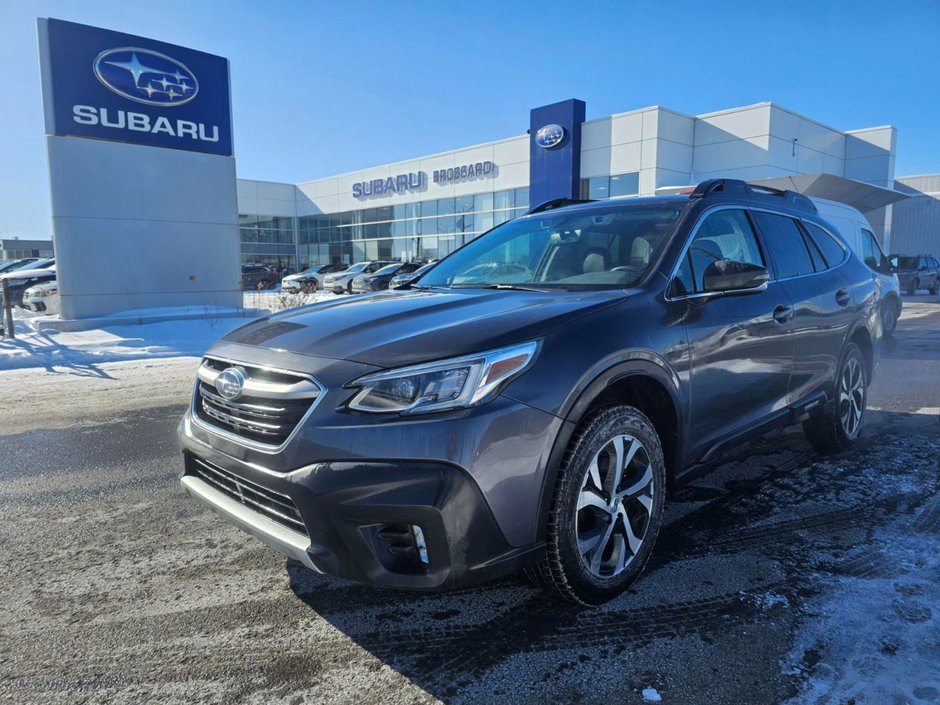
[839,356,864,437]
[576,434,654,578]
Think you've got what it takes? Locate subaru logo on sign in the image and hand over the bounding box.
[535,123,566,149]
[93,47,199,107]
[215,367,245,401]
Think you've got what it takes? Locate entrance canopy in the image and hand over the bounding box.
[749,173,907,213]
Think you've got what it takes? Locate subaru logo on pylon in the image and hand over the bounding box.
[535,124,566,149]
[93,47,199,107]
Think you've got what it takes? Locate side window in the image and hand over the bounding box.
[931,258,940,269]
[803,222,846,268]
[800,228,826,272]
[752,212,814,278]
[673,253,694,296]
[860,229,882,270]
[685,209,764,292]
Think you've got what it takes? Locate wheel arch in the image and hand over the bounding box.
[534,359,684,541]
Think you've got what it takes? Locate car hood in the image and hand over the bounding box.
[220,287,628,368]
[1,266,56,281]
[25,280,58,293]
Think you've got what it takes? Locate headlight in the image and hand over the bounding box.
[40,288,58,297]
[347,340,540,415]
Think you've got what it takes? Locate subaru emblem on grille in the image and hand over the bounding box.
[215,367,246,400]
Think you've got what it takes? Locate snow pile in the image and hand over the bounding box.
[641,686,662,702]
[781,434,940,704]
[0,316,250,371]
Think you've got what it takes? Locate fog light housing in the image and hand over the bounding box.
[372,522,431,573]
[412,525,429,566]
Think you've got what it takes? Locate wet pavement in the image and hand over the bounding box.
[1,299,938,704]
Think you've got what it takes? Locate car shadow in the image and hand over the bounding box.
[285,410,939,703]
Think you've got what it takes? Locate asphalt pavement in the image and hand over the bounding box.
[1,299,938,705]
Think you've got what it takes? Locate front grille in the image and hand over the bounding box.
[193,357,323,449]
[188,455,308,536]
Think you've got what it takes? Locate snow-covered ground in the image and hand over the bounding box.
[0,290,340,371]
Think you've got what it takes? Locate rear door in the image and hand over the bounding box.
[673,208,795,460]
[752,212,854,405]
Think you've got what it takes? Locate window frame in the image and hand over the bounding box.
[665,205,771,301]
[750,211,818,281]
[800,220,848,270]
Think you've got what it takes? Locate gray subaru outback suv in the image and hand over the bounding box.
[179,179,882,604]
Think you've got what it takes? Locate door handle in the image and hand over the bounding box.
[773,305,793,323]
[836,289,850,306]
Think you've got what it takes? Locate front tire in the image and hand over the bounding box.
[803,342,867,454]
[527,406,666,605]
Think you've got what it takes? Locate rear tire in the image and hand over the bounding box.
[882,299,899,337]
[803,342,867,454]
[930,279,938,296]
[526,405,666,605]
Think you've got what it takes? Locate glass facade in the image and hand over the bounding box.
[239,215,297,270]
[236,176,640,271]
[296,187,529,268]
[580,172,640,200]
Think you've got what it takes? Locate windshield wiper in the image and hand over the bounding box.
[450,283,561,292]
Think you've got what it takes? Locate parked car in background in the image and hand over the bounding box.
[0,266,56,307]
[389,261,436,289]
[811,198,903,336]
[240,263,278,290]
[180,179,884,605]
[0,258,39,274]
[21,257,55,270]
[893,254,939,295]
[351,262,423,293]
[282,263,349,293]
[324,260,395,294]
[23,280,60,315]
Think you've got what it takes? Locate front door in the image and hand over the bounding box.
[670,208,795,463]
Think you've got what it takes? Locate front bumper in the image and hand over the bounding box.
[179,342,564,590]
[178,440,543,590]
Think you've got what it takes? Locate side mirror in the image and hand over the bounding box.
[702,260,769,294]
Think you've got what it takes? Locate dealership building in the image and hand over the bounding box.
[32,17,938,324]
[235,100,909,271]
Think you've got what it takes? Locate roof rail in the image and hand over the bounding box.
[526,197,593,215]
[688,178,817,213]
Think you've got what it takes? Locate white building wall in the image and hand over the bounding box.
[234,101,898,226]
[236,179,298,218]
[291,135,529,216]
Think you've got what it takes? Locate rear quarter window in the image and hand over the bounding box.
[803,222,846,268]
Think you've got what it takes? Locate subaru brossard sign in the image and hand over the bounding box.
[38,18,233,156]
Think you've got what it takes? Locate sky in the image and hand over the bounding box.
[1,0,938,239]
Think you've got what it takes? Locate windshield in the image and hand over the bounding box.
[374,263,401,276]
[346,262,369,273]
[419,203,684,290]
